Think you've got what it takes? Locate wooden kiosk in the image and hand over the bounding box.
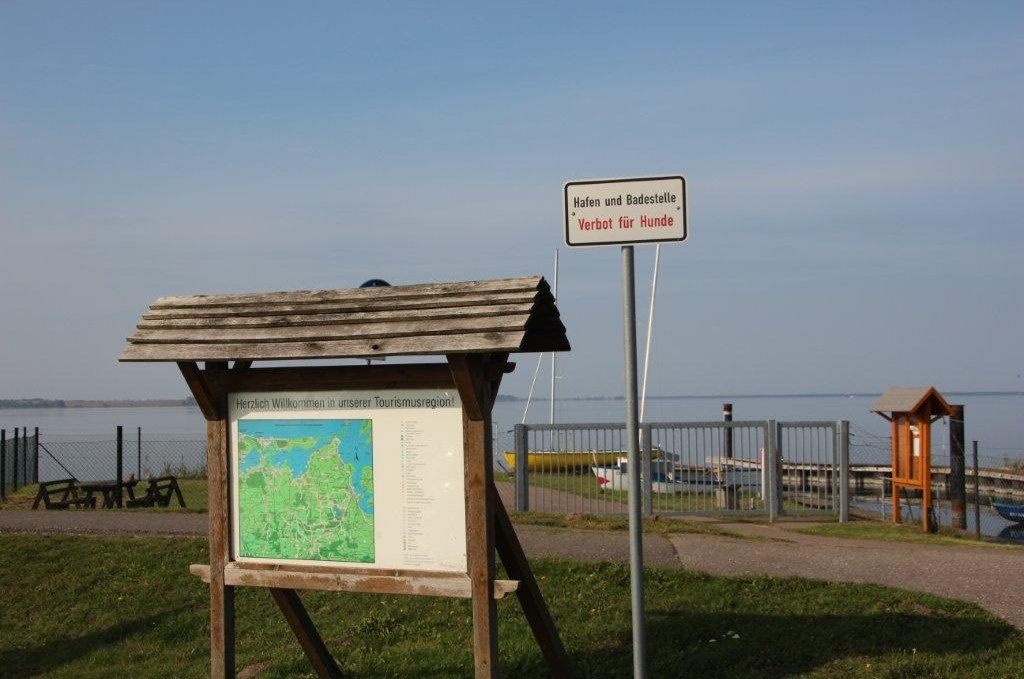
[871,386,954,532]
[120,276,572,678]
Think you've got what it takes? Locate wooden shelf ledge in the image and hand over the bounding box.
[189,564,519,600]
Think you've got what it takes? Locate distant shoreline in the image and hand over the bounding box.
[2,391,1021,409]
[0,398,197,409]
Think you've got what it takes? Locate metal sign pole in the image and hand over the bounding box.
[621,244,647,677]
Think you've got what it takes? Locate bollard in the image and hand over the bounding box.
[514,424,528,512]
[723,402,733,459]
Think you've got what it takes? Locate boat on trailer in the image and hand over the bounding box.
[591,457,762,495]
[502,448,661,473]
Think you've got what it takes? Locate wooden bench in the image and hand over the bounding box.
[127,476,186,508]
[31,479,96,510]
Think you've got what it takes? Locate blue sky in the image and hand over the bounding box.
[1,1,1021,399]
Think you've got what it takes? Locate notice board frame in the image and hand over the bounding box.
[176,359,570,678]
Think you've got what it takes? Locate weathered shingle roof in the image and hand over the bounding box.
[870,387,953,416]
[120,276,569,362]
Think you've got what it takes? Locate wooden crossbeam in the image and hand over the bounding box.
[189,565,520,600]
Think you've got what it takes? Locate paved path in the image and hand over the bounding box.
[669,520,1024,630]
[2,509,1020,629]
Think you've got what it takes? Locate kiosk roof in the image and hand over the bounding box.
[870,386,953,416]
[120,275,568,362]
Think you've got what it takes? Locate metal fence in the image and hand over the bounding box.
[36,431,206,483]
[1,428,39,500]
[510,420,850,521]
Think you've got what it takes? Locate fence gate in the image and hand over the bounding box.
[777,421,849,518]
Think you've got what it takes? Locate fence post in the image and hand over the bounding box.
[641,424,653,517]
[972,441,981,540]
[22,426,28,487]
[766,421,778,522]
[838,420,850,523]
[116,425,124,508]
[949,405,967,531]
[12,427,19,492]
[514,424,528,512]
[34,427,39,484]
[1,429,6,501]
[137,426,142,479]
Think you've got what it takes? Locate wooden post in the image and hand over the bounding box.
[949,405,966,530]
[207,414,235,678]
[116,426,124,508]
[449,354,498,679]
[180,361,235,679]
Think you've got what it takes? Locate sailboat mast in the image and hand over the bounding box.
[639,243,661,422]
[549,249,558,424]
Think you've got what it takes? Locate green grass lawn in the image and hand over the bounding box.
[1,534,1022,678]
[794,520,1020,549]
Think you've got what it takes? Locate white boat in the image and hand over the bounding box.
[592,457,762,494]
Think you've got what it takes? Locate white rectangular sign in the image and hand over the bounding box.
[564,175,687,247]
[228,388,467,573]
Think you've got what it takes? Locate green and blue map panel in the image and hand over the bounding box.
[236,419,374,563]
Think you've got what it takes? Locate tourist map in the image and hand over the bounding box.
[236,419,375,563]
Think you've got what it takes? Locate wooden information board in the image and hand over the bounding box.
[121,277,573,678]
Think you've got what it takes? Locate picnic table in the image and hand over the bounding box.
[78,478,140,509]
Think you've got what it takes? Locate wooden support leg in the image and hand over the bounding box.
[270,588,343,679]
[207,418,235,679]
[465,414,499,678]
[491,483,574,677]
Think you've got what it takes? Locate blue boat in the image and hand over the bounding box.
[993,502,1024,524]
